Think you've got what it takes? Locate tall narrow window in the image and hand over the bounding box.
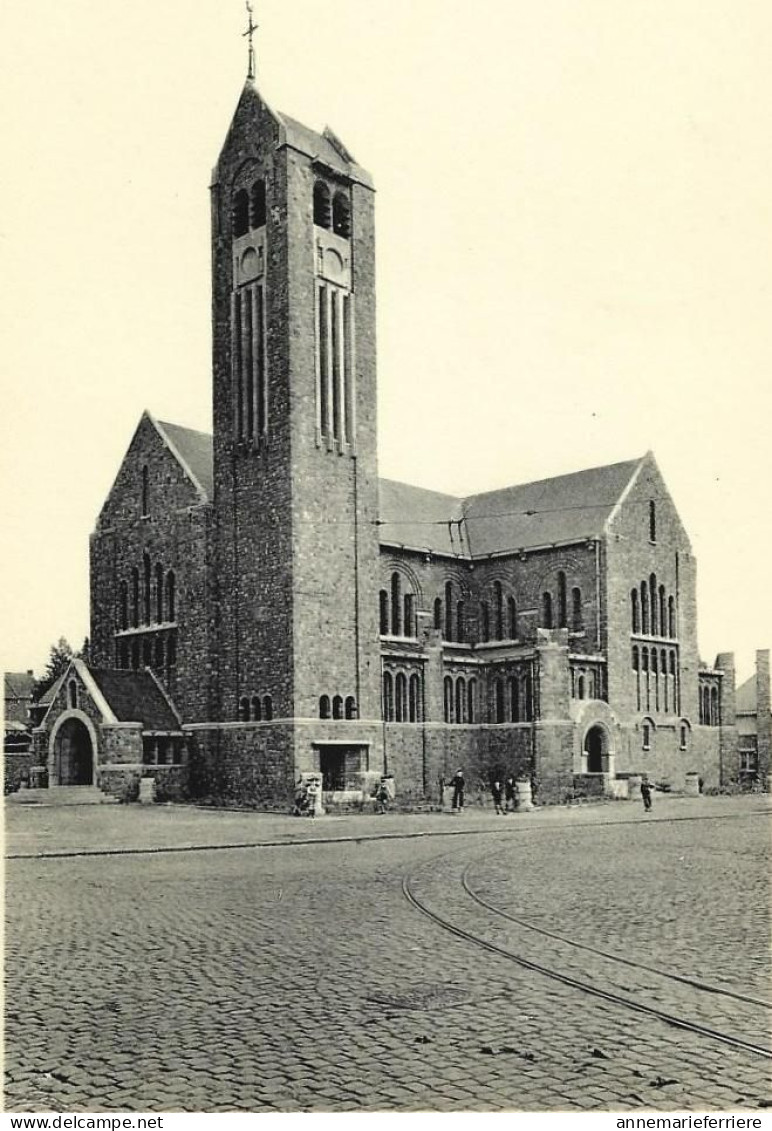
[319,695,331,719]
[233,290,244,438]
[443,677,453,723]
[332,192,351,238]
[331,289,341,440]
[542,592,553,629]
[557,572,567,629]
[480,601,490,643]
[263,695,273,721]
[525,672,533,721]
[332,695,343,720]
[652,649,659,711]
[434,598,442,633]
[383,673,394,722]
[233,189,249,237]
[143,553,151,624]
[494,581,504,640]
[252,696,262,722]
[68,680,77,709]
[509,676,520,722]
[408,676,420,723]
[141,465,149,517]
[317,286,329,436]
[455,678,467,724]
[649,500,657,543]
[495,679,505,723]
[390,573,401,637]
[155,563,164,623]
[251,179,266,228]
[379,590,389,635]
[238,697,250,722]
[255,285,266,437]
[131,568,139,629]
[313,181,332,228]
[659,586,666,637]
[467,679,476,723]
[649,574,658,635]
[661,648,668,712]
[640,583,649,634]
[166,571,176,622]
[456,601,465,643]
[710,686,719,726]
[631,589,640,633]
[444,582,453,642]
[404,593,415,638]
[508,596,517,640]
[345,696,357,719]
[572,588,583,632]
[154,638,164,670]
[668,596,676,638]
[119,581,128,631]
[142,639,152,667]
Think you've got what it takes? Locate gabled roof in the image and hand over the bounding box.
[735,675,757,715]
[154,418,214,502]
[88,669,181,731]
[4,671,35,701]
[277,113,373,187]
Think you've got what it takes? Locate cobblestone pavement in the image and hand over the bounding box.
[5,797,771,1112]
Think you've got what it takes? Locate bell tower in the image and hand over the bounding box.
[209,46,381,764]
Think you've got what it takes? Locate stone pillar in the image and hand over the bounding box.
[756,650,771,784]
[715,652,738,786]
[533,629,574,803]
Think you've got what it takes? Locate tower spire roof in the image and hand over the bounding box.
[243,1,257,81]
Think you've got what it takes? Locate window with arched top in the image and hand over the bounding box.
[659,586,666,637]
[119,581,128,631]
[345,696,357,720]
[557,572,567,629]
[403,593,415,638]
[408,675,420,722]
[631,589,640,633]
[710,686,719,726]
[131,568,139,629]
[143,553,151,624]
[542,592,553,629]
[166,571,176,621]
[572,588,583,632]
[480,601,490,643]
[395,674,407,723]
[313,181,332,229]
[251,179,266,228]
[494,581,504,641]
[495,678,505,723]
[456,601,465,643]
[640,583,649,634]
[455,677,467,724]
[444,582,453,641]
[383,673,394,722]
[509,676,520,722]
[508,596,517,640]
[649,574,658,635]
[642,721,652,750]
[141,465,149,517]
[252,695,262,722]
[332,191,351,238]
[443,676,453,723]
[155,563,164,623]
[577,675,585,700]
[233,189,250,237]
[390,573,401,637]
[332,695,343,720]
[434,597,442,633]
[68,679,77,709]
[263,695,273,721]
[680,722,689,750]
[319,695,331,720]
[649,499,657,543]
[668,596,676,638]
[467,678,476,724]
[238,696,250,722]
[379,590,389,635]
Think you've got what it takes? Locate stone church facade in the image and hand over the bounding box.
[33,69,742,806]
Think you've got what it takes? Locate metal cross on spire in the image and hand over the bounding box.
[243,1,258,80]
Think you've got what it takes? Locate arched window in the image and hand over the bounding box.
[495,678,505,723]
[507,596,517,640]
[455,677,467,724]
[542,592,553,629]
[383,673,394,722]
[408,676,420,723]
[661,649,668,711]
[572,588,583,632]
[632,646,639,671]
[131,567,139,628]
[649,574,658,635]
[233,188,250,237]
[390,573,401,637]
[143,553,151,624]
[263,695,273,721]
[332,695,343,720]
[467,678,476,724]
[640,583,649,634]
[444,582,453,641]
[119,581,128,631]
[680,723,688,750]
[642,721,651,750]
[141,465,149,517]
[68,679,77,709]
[443,676,453,723]
[557,572,567,629]
[456,601,465,643]
[332,191,351,238]
[238,696,250,722]
[524,671,533,721]
[480,601,490,643]
[494,581,504,641]
[154,637,164,670]
[710,686,719,726]
[668,596,676,639]
[642,647,649,672]
[166,571,176,621]
[577,675,585,700]
[434,598,442,633]
[651,649,659,710]
[155,563,164,623]
[379,590,389,635]
[345,696,357,719]
[403,593,415,638]
[313,181,332,229]
[631,589,640,633]
[319,695,331,719]
[252,695,262,722]
[659,586,667,637]
[395,674,407,722]
[649,499,657,543]
[509,676,520,722]
[251,179,266,228]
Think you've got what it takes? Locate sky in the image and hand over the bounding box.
[1,0,770,685]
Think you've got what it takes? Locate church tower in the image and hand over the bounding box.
[209,45,382,785]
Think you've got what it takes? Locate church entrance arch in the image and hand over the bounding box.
[584,724,608,774]
[51,715,95,785]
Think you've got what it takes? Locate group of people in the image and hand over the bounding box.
[440,770,523,814]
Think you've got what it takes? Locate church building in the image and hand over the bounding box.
[32,47,746,806]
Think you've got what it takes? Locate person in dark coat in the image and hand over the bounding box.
[640,775,653,812]
[450,769,465,812]
[504,774,516,813]
[491,779,504,815]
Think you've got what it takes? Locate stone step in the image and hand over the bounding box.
[6,786,119,806]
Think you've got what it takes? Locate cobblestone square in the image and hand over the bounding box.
[5,796,771,1112]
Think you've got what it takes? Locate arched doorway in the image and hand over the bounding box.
[584,725,607,774]
[53,717,94,785]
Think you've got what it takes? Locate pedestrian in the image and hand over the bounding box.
[640,775,653,812]
[375,779,389,814]
[450,768,465,813]
[504,774,516,813]
[491,778,504,815]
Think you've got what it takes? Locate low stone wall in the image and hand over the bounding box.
[4,752,34,794]
[97,764,189,802]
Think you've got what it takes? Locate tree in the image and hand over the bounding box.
[31,637,77,703]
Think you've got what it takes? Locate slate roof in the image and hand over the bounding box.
[4,671,35,701]
[88,670,181,731]
[278,113,372,185]
[150,419,643,558]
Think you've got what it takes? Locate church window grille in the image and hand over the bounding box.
[631,589,640,633]
[445,582,453,641]
[379,590,389,635]
[572,588,583,632]
[668,596,676,638]
[332,191,351,238]
[238,697,250,722]
[649,500,657,543]
[509,677,520,722]
[250,179,266,228]
[345,695,357,720]
[332,695,343,720]
[468,678,477,723]
[495,678,505,723]
[456,601,465,642]
[155,638,164,670]
[313,181,332,229]
[320,695,331,719]
[508,596,517,640]
[155,563,164,622]
[252,696,262,721]
[233,189,250,237]
[68,680,77,709]
[443,676,453,723]
[395,674,407,723]
[141,465,149,517]
[390,573,401,637]
[434,598,442,633]
[542,592,553,629]
[131,640,140,670]
[383,673,394,722]
[403,593,415,638]
[119,582,128,631]
[408,675,420,722]
[263,696,273,721]
[557,572,567,629]
[166,572,176,621]
[649,574,658,635]
[480,601,490,643]
[131,568,139,628]
[494,581,504,641]
[143,553,151,624]
[640,583,649,634]
[455,677,467,724]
